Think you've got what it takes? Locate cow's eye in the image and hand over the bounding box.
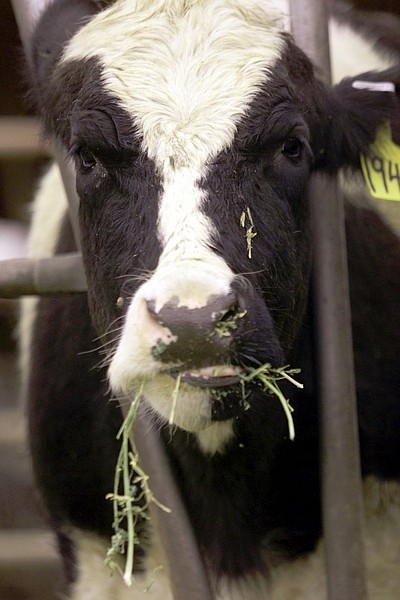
[281,137,303,160]
[76,147,98,171]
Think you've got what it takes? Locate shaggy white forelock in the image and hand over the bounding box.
[62,0,287,171]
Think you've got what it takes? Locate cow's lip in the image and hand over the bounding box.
[169,365,243,388]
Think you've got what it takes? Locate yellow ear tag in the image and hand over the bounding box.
[360,122,400,201]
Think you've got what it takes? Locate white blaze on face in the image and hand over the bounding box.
[63,0,286,264]
[63,0,287,433]
[64,0,286,168]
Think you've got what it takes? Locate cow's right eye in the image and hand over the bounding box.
[71,146,99,173]
[75,147,98,172]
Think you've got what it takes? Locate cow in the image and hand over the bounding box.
[20,0,400,598]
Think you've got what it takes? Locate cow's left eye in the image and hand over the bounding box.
[281,137,303,160]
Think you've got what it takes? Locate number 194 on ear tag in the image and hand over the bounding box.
[361,122,400,201]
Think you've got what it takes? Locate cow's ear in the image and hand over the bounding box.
[318,67,400,172]
[27,0,108,108]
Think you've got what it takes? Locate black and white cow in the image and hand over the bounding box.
[21,1,400,598]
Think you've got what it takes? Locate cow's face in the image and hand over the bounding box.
[41,1,329,432]
[36,0,399,433]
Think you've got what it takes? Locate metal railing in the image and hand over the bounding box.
[2,1,368,599]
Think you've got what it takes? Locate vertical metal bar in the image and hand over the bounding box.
[132,410,214,600]
[10,0,50,62]
[308,175,368,600]
[289,2,368,599]
[53,146,82,252]
[11,0,82,252]
[289,0,331,84]
[11,2,214,599]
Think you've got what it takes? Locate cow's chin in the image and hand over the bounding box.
[142,374,212,432]
[112,369,244,433]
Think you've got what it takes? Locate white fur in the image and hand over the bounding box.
[63,0,286,170]
[108,255,234,431]
[69,530,173,600]
[156,167,233,286]
[196,420,235,455]
[329,18,398,83]
[24,164,68,258]
[270,477,400,600]
[107,167,236,428]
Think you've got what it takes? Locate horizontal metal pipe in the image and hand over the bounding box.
[0,254,87,298]
[0,117,47,158]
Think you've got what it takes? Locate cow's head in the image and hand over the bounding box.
[29,0,400,435]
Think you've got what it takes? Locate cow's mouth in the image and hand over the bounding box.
[164,365,249,424]
[170,365,243,388]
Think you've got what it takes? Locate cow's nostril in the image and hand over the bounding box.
[146,292,243,367]
[213,302,246,338]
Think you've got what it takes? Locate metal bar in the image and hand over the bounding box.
[11,2,215,599]
[289,0,331,84]
[11,0,82,252]
[309,175,368,600]
[132,410,214,600]
[53,145,82,252]
[289,2,368,599]
[0,117,47,158]
[10,0,51,62]
[0,254,87,298]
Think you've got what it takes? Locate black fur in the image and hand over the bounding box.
[28,1,101,106]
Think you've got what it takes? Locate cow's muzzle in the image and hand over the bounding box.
[146,291,245,376]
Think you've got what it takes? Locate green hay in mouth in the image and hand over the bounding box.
[241,364,303,440]
[105,383,170,587]
[213,309,247,339]
[169,372,182,425]
[106,364,301,585]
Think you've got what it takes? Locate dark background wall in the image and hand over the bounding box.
[354,0,400,11]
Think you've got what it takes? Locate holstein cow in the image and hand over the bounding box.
[21,0,400,598]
